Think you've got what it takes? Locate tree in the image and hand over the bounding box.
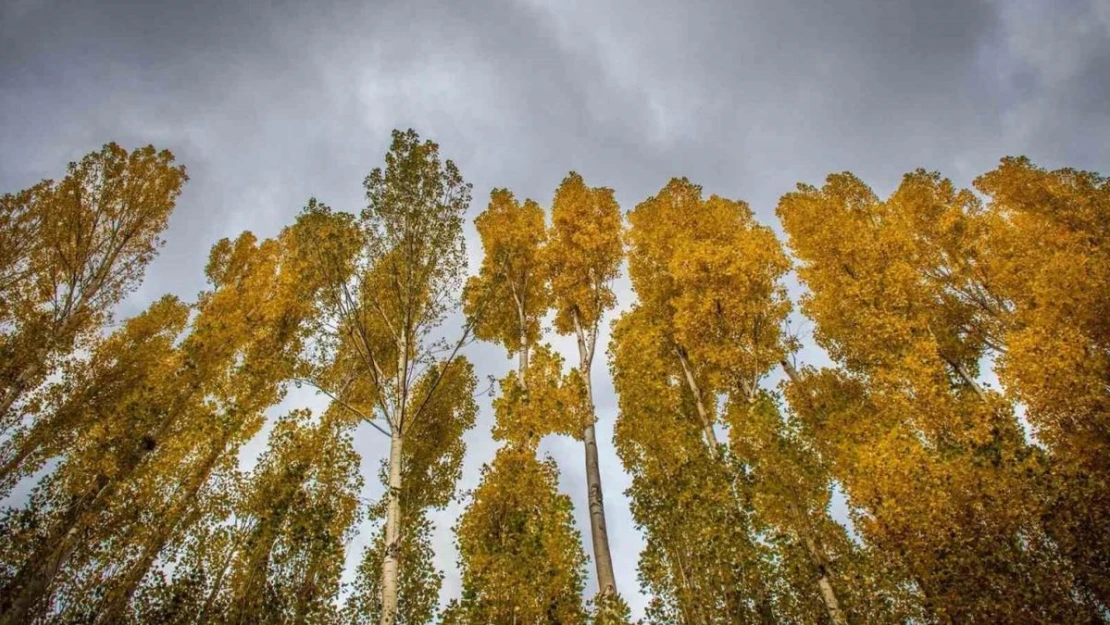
[449,188,589,622]
[119,407,360,625]
[0,143,187,427]
[611,307,777,624]
[464,189,551,380]
[545,172,623,598]
[965,157,1110,607]
[217,409,361,625]
[0,229,321,625]
[292,129,482,625]
[618,178,864,623]
[730,391,923,624]
[346,511,442,625]
[0,295,188,497]
[776,169,1095,622]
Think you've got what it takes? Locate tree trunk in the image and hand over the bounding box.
[675,349,723,458]
[804,534,847,625]
[378,431,405,625]
[517,297,530,386]
[573,312,617,596]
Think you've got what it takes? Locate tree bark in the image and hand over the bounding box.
[573,311,617,596]
[804,531,847,624]
[517,299,530,389]
[675,349,723,458]
[378,430,405,625]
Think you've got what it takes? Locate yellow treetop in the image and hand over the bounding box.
[629,177,793,396]
[546,172,623,335]
[464,189,551,354]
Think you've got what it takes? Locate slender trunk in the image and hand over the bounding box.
[804,533,847,625]
[517,304,530,387]
[675,349,722,458]
[573,312,617,596]
[679,348,785,621]
[378,431,405,625]
[944,354,987,401]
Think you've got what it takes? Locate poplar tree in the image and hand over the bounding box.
[446,189,588,622]
[0,228,321,624]
[777,170,1093,622]
[545,173,624,603]
[345,359,478,625]
[611,306,777,623]
[618,177,856,622]
[291,129,481,625]
[0,295,187,496]
[970,158,1110,607]
[0,143,187,426]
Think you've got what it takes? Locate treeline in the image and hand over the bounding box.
[0,130,1106,624]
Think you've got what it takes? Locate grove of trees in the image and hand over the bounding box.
[1,130,1107,624]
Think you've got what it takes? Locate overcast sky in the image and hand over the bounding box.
[2,0,1108,617]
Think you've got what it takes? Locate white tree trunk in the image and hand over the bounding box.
[573,312,617,596]
[378,431,404,625]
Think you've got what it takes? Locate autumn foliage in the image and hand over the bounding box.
[0,135,1107,624]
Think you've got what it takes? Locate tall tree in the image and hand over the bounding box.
[292,129,482,625]
[0,229,318,624]
[777,170,1095,622]
[447,189,589,622]
[464,189,551,383]
[970,157,1110,607]
[545,172,623,599]
[0,295,188,496]
[611,306,778,624]
[618,178,863,623]
[0,143,187,426]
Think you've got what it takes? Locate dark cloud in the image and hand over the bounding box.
[3,0,1107,615]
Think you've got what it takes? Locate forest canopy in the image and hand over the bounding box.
[1,133,1108,624]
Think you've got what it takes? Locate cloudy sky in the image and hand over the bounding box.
[2,0,1108,617]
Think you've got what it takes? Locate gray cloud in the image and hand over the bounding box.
[3,0,1107,616]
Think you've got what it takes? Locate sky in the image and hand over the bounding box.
[2,0,1108,618]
